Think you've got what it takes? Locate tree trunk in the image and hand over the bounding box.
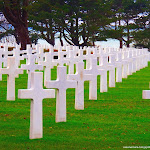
[119,19,123,49]
[15,24,31,50]
[127,19,130,48]
[3,0,30,50]
[120,40,123,48]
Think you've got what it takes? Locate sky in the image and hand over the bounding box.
[38,38,121,48]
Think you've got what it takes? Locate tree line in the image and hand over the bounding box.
[0,0,149,50]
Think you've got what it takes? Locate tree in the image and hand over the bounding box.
[133,0,150,49]
[28,0,62,46]
[106,0,146,48]
[0,0,31,49]
[57,0,112,46]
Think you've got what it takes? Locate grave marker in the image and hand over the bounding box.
[21,54,43,88]
[45,66,77,122]
[39,52,57,86]
[0,57,23,100]
[18,72,55,139]
[68,62,92,109]
[116,52,123,82]
[84,58,106,100]
[122,51,128,78]
[98,55,109,92]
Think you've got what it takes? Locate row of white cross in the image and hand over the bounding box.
[0,43,150,139]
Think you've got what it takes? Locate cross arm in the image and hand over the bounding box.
[0,68,9,75]
[42,89,55,99]
[18,89,33,99]
[66,80,77,89]
[45,80,59,89]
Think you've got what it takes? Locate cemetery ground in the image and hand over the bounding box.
[0,61,150,150]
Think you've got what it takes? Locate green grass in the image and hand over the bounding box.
[0,61,150,150]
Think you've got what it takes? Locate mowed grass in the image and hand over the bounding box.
[0,61,150,150]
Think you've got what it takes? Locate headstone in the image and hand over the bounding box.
[108,54,116,87]
[13,45,24,67]
[3,44,9,67]
[45,66,77,122]
[122,51,128,78]
[18,72,55,139]
[84,58,106,100]
[0,57,23,100]
[98,55,108,92]
[67,50,78,74]
[39,52,57,86]
[132,49,137,73]
[21,54,43,88]
[67,62,92,109]
[127,50,133,75]
[57,51,69,66]
[0,48,6,80]
[37,48,45,63]
[116,52,123,82]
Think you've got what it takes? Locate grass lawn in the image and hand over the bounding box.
[0,61,150,150]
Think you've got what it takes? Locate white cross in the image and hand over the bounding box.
[116,52,123,82]
[127,50,133,75]
[0,57,23,100]
[78,48,85,62]
[84,58,106,99]
[108,54,116,87]
[122,51,129,78]
[67,50,79,74]
[18,72,55,139]
[3,45,11,67]
[132,49,138,73]
[21,54,43,88]
[57,51,69,66]
[39,52,57,86]
[37,48,45,63]
[45,66,77,122]
[67,62,92,110]
[0,48,6,80]
[0,48,7,69]
[85,47,93,69]
[13,45,24,67]
[98,55,109,92]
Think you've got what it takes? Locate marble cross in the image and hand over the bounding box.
[84,58,106,99]
[3,45,9,67]
[67,61,92,110]
[85,47,93,69]
[116,52,123,82]
[127,50,133,75]
[122,51,129,78]
[37,48,45,63]
[45,66,77,122]
[107,54,116,87]
[132,50,137,73]
[57,51,69,66]
[18,72,55,139]
[21,54,43,88]
[13,45,24,67]
[98,55,109,92]
[39,52,57,86]
[67,50,79,74]
[0,49,5,80]
[78,48,85,62]
[0,57,23,100]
